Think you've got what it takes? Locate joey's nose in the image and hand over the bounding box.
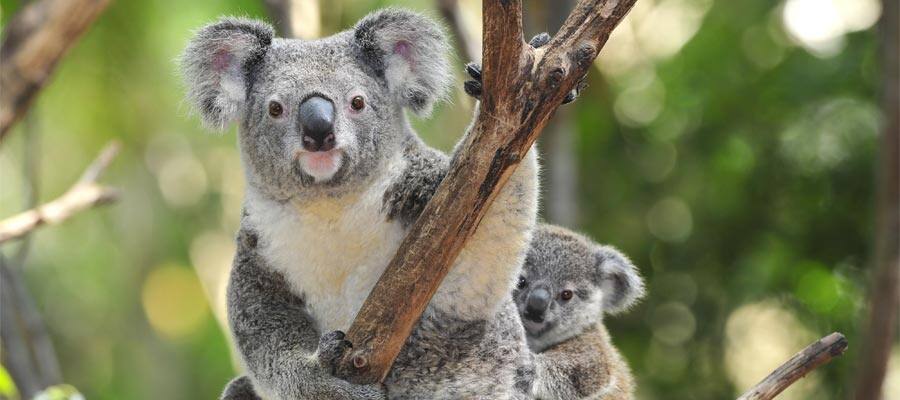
[298,96,335,152]
[524,288,551,321]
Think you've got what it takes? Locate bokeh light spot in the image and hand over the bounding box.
[157,153,209,208]
[725,301,819,399]
[650,301,697,345]
[795,267,841,313]
[646,197,693,242]
[782,0,881,57]
[142,264,211,340]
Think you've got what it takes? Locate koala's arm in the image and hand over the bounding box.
[383,133,539,318]
[227,228,385,400]
[533,325,634,400]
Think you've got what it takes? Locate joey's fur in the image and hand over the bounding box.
[515,225,644,399]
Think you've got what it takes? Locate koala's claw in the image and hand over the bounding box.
[529,32,551,48]
[318,330,353,374]
[562,78,588,104]
[463,33,585,104]
[464,62,483,100]
[463,80,482,99]
[465,62,481,81]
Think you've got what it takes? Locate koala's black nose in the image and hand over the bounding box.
[524,287,551,322]
[298,96,335,152]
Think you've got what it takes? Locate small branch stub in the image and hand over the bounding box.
[737,332,848,400]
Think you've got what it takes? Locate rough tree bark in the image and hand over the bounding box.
[335,0,638,384]
[852,0,900,398]
[0,0,111,142]
[738,333,848,400]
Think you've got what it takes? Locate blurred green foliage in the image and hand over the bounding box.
[0,0,886,399]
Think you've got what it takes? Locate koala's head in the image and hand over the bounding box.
[180,9,451,200]
[514,225,645,351]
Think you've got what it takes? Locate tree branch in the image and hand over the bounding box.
[852,0,900,397]
[0,254,63,398]
[436,0,481,63]
[0,142,120,244]
[0,0,111,143]
[737,333,848,400]
[262,0,321,39]
[336,0,637,384]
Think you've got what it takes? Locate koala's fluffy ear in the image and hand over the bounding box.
[595,246,645,314]
[180,17,274,130]
[353,9,452,116]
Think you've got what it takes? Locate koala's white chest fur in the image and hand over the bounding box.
[245,148,538,333]
[245,160,407,333]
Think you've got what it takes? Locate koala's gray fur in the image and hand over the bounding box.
[181,8,538,400]
[515,225,644,399]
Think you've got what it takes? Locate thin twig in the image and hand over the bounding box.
[737,333,848,400]
[0,0,111,142]
[0,254,63,398]
[0,142,121,244]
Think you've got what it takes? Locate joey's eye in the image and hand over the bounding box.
[560,290,574,301]
[351,95,365,111]
[517,276,527,290]
[268,101,284,117]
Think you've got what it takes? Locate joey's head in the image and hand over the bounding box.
[514,225,645,351]
[180,9,451,200]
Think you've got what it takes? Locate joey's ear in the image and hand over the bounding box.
[594,245,645,314]
[180,17,274,130]
[353,8,452,116]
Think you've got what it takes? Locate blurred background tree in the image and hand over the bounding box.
[0,0,894,399]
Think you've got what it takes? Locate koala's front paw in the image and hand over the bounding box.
[318,330,354,375]
[463,32,586,104]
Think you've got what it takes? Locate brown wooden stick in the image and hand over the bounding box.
[0,142,120,244]
[736,332,848,400]
[0,0,111,142]
[337,0,637,384]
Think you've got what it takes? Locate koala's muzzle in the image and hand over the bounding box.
[298,96,336,152]
[524,287,551,322]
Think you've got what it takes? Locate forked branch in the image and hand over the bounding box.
[337,0,637,384]
[0,142,121,244]
[737,332,848,400]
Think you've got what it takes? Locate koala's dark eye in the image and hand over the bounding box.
[351,95,365,111]
[560,290,574,301]
[517,276,528,290]
[268,101,284,118]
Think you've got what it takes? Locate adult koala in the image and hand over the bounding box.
[180,8,538,400]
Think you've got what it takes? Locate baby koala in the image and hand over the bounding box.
[514,224,645,400]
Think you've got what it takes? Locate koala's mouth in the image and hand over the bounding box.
[295,149,344,183]
[521,318,553,337]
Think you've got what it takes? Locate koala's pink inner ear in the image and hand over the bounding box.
[212,47,234,72]
[393,40,413,62]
